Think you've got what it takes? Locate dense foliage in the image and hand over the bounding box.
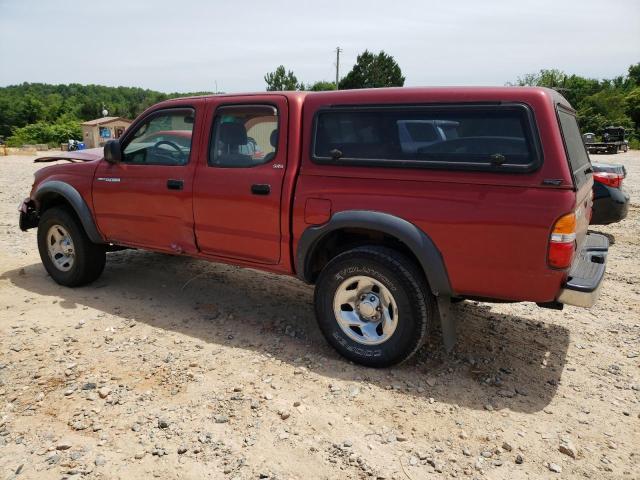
[0,83,210,146]
[263,50,404,92]
[264,66,303,91]
[512,64,640,146]
[338,50,405,90]
[307,80,337,91]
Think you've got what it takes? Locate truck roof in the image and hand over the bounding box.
[164,86,570,110]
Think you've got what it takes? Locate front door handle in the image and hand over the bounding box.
[167,179,183,190]
[251,184,271,195]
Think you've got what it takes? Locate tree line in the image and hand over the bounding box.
[512,64,640,146]
[264,50,405,91]
[1,53,639,148]
[264,53,640,148]
[0,83,210,147]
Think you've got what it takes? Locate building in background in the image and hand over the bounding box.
[81,117,132,148]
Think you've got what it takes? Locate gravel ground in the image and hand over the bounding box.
[0,151,638,480]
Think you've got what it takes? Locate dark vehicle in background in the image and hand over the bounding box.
[583,126,629,154]
[591,162,629,225]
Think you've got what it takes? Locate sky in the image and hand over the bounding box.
[0,0,638,93]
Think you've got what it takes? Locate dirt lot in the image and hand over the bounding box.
[0,151,638,480]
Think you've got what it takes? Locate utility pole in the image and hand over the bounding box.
[335,47,342,90]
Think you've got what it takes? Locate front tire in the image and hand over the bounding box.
[314,246,434,367]
[37,207,106,287]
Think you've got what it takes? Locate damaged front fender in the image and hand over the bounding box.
[33,147,103,163]
[19,198,38,230]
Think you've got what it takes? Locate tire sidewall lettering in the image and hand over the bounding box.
[334,266,397,293]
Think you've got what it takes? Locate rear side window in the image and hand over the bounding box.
[209,105,279,168]
[312,105,541,172]
[557,109,591,174]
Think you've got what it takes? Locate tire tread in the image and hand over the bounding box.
[37,207,106,287]
[315,245,434,367]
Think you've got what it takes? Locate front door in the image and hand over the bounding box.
[193,96,288,264]
[92,106,201,253]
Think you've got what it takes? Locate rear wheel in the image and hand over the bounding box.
[37,207,106,286]
[314,246,434,367]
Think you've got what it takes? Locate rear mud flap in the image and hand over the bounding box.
[437,296,457,352]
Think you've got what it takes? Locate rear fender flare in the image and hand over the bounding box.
[295,210,453,297]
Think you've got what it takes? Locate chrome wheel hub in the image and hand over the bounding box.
[357,293,381,319]
[46,225,75,272]
[333,275,398,346]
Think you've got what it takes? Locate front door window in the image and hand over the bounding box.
[122,109,195,166]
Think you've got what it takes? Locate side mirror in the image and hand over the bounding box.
[104,139,122,164]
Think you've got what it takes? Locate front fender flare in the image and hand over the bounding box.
[34,180,104,244]
[295,210,453,297]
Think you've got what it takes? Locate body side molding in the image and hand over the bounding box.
[34,180,104,244]
[296,210,453,296]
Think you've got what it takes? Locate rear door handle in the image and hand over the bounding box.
[251,184,271,195]
[167,179,183,190]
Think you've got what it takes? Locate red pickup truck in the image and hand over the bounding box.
[20,87,608,367]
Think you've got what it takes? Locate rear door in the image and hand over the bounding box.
[557,105,593,248]
[192,96,288,264]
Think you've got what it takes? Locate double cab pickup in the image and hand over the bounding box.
[20,87,608,367]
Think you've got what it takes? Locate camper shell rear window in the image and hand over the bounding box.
[311,104,542,172]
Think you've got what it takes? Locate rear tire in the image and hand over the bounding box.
[314,246,434,367]
[37,207,106,287]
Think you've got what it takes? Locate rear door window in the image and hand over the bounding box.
[312,105,541,172]
[209,105,278,168]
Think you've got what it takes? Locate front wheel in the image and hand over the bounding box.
[314,246,434,367]
[37,207,106,287]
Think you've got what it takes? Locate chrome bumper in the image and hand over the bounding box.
[557,233,608,308]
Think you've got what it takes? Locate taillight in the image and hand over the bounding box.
[548,213,576,269]
[593,171,623,188]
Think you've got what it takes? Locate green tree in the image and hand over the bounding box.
[515,69,567,89]
[577,90,634,135]
[308,80,336,91]
[628,63,640,86]
[6,117,82,147]
[18,95,45,125]
[625,87,640,129]
[510,65,640,143]
[0,82,210,144]
[561,75,602,108]
[339,50,405,90]
[264,65,302,91]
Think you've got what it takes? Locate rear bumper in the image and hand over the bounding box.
[556,233,608,308]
